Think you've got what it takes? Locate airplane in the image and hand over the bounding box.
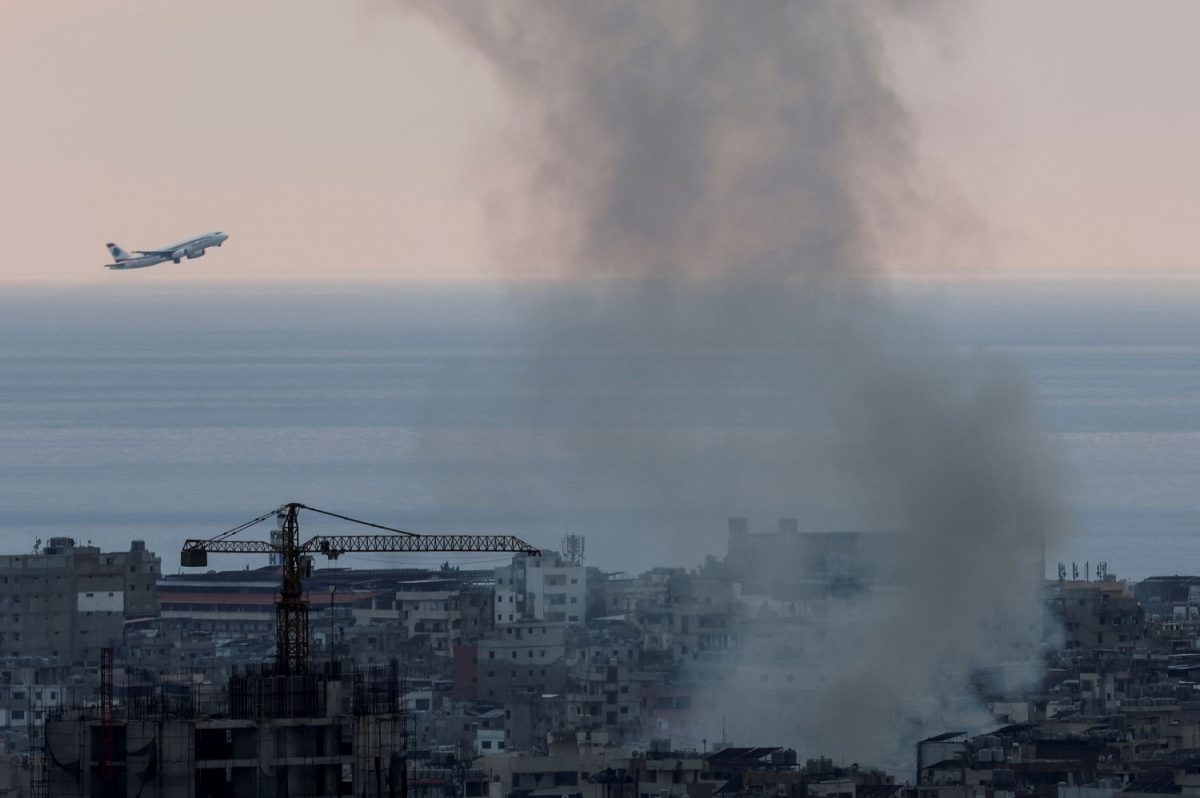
[103,231,229,270]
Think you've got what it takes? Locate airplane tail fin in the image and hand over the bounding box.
[106,242,133,262]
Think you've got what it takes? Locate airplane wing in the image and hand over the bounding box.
[134,250,174,256]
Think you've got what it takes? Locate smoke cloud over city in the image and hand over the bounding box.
[404,1,1065,769]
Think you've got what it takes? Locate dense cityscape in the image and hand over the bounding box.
[0,514,1188,798]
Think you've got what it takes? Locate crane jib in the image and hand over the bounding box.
[181,534,541,559]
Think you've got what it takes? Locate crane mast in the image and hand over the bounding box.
[276,504,307,675]
[181,502,540,674]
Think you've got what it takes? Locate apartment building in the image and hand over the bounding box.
[1049,579,1145,652]
[495,552,587,625]
[396,578,493,654]
[0,538,159,665]
[476,621,570,701]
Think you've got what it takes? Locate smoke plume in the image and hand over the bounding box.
[403,1,1064,772]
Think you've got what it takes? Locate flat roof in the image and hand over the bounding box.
[921,731,967,743]
[161,590,383,606]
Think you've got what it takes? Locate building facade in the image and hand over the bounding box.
[0,539,159,665]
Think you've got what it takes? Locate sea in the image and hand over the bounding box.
[0,281,1197,579]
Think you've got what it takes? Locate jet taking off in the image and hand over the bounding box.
[103,231,229,270]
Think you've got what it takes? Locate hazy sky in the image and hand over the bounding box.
[1,1,1197,284]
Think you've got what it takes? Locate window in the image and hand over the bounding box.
[11,711,23,721]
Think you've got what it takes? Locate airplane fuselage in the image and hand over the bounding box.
[105,254,167,270]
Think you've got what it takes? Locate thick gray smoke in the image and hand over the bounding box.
[403,1,1063,773]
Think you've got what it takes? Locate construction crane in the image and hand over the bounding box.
[181,502,540,674]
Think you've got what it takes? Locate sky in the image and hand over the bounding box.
[1,1,1198,284]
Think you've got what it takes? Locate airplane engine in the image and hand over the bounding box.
[186,248,205,259]
[171,248,187,262]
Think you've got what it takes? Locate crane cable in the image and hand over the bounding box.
[201,503,418,547]
[206,505,289,544]
[301,505,418,537]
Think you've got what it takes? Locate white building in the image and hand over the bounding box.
[494,552,587,625]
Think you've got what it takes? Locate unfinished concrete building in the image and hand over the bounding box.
[44,663,406,797]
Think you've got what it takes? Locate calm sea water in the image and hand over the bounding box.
[0,283,1196,578]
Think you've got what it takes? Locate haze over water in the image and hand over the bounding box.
[0,283,1195,579]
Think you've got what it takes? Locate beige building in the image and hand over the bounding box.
[0,538,159,665]
[396,579,493,654]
